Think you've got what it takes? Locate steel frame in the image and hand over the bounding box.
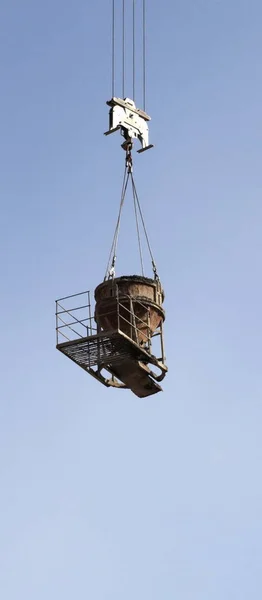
[55,287,167,393]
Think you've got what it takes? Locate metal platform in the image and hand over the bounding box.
[57,330,152,368]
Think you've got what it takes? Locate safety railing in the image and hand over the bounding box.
[55,291,96,346]
[115,291,151,350]
[55,288,165,364]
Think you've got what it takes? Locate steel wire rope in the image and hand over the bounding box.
[133,0,135,101]
[131,175,144,276]
[122,0,125,98]
[104,166,158,280]
[112,0,146,106]
[143,0,146,111]
[130,172,158,277]
[104,165,130,279]
[112,0,115,97]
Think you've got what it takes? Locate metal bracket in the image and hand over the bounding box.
[104,97,154,153]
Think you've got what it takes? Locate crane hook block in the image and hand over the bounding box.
[104,97,154,153]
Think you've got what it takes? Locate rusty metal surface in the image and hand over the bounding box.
[95,275,165,303]
[94,275,165,343]
[108,359,163,398]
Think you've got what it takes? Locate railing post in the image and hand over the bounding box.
[160,321,165,363]
[130,296,138,344]
[129,294,132,340]
[116,284,120,331]
[88,291,91,336]
[56,301,58,345]
[147,308,151,354]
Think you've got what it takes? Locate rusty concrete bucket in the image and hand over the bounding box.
[94,275,166,397]
[94,275,165,345]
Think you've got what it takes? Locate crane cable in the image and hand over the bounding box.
[106,1,155,280]
[105,150,158,281]
[143,0,146,111]
[132,175,144,276]
[133,0,135,102]
[112,0,115,97]
[122,0,125,98]
[130,171,158,278]
[111,0,146,109]
[104,161,130,280]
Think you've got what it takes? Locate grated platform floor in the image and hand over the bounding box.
[57,330,150,370]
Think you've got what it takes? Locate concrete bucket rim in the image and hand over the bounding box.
[94,274,165,301]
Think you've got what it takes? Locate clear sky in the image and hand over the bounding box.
[1,1,262,598]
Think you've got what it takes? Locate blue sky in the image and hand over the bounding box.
[1,1,262,598]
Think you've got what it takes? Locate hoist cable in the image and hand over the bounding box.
[113,170,129,260]
[105,164,158,280]
[104,170,128,279]
[122,0,125,98]
[112,0,115,97]
[104,166,130,279]
[133,0,135,101]
[107,169,129,276]
[111,0,147,107]
[130,172,158,275]
[143,0,146,111]
[131,175,144,276]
